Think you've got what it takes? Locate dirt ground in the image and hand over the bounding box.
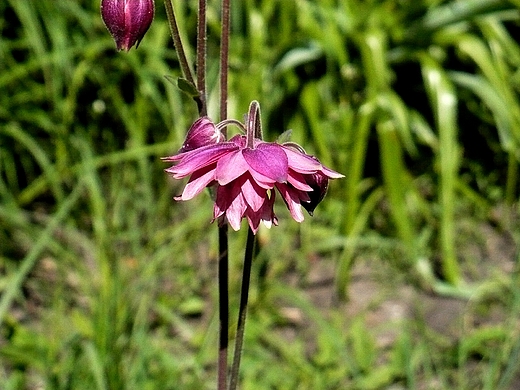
[289,216,520,388]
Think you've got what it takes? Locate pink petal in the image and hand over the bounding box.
[162,154,184,162]
[282,147,322,174]
[213,179,244,224]
[226,192,247,231]
[229,134,247,148]
[167,143,238,179]
[276,183,305,223]
[213,204,224,221]
[179,165,216,200]
[242,143,288,182]
[247,169,278,189]
[245,193,275,234]
[321,165,345,179]
[213,193,226,220]
[215,150,249,185]
[241,176,267,212]
[245,210,261,234]
[101,0,154,51]
[259,191,278,229]
[287,170,314,191]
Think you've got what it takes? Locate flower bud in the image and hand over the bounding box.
[178,117,224,153]
[101,0,155,51]
[301,171,329,215]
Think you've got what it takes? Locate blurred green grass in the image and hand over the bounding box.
[1,0,520,388]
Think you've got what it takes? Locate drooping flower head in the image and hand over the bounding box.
[101,0,155,51]
[164,101,343,234]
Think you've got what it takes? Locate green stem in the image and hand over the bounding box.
[229,228,256,390]
[164,0,203,112]
[197,0,207,116]
[219,0,231,131]
[164,0,195,85]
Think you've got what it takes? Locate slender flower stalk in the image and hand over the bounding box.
[219,0,231,134]
[217,224,229,390]
[163,0,195,86]
[217,0,232,388]
[229,227,255,390]
[246,99,262,146]
[164,0,207,113]
[197,0,208,116]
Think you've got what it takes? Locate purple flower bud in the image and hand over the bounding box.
[301,170,329,216]
[101,0,155,51]
[178,117,225,153]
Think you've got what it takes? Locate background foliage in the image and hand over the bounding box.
[1,0,520,388]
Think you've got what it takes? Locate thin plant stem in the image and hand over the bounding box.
[218,224,229,390]
[163,0,195,86]
[217,1,232,389]
[216,119,246,133]
[197,0,208,116]
[164,0,204,113]
[219,0,231,133]
[229,228,256,390]
[245,100,262,148]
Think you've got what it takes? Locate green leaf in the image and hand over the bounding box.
[350,317,376,372]
[273,44,323,75]
[174,77,200,98]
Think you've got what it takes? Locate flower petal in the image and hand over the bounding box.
[167,142,238,179]
[245,211,261,234]
[101,0,155,51]
[228,134,247,148]
[321,165,345,179]
[243,143,288,182]
[247,169,278,189]
[276,183,305,223]
[245,191,277,233]
[215,150,249,185]
[226,192,247,231]
[282,146,322,174]
[214,180,239,217]
[241,176,266,212]
[287,170,314,191]
[161,154,184,162]
[179,165,216,200]
[259,191,278,229]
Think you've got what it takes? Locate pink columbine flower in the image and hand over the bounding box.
[164,102,343,234]
[101,0,155,51]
